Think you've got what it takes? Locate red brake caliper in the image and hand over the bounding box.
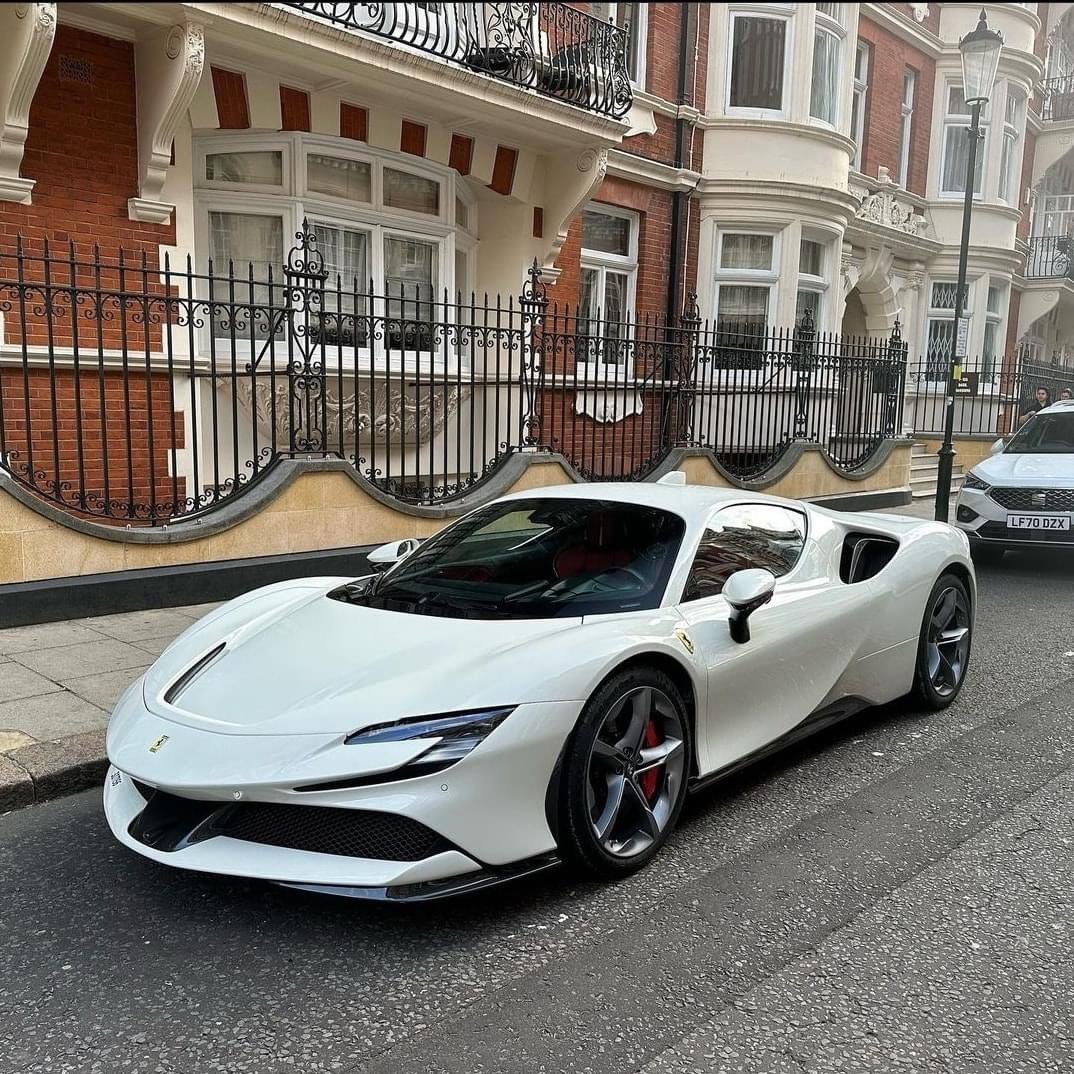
[638,719,664,802]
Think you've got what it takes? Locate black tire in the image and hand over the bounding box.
[970,543,1004,565]
[910,572,973,711]
[557,666,691,881]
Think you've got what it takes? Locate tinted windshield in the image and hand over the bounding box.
[336,498,686,619]
[1006,412,1074,454]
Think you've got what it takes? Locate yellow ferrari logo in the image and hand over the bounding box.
[675,630,695,655]
[148,734,170,754]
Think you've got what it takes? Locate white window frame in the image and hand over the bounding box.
[897,67,916,187]
[597,3,648,90]
[809,4,846,129]
[851,40,871,172]
[193,132,475,372]
[713,228,781,331]
[983,281,1005,379]
[796,236,829,329]
[924,279,969,383]
[1038,191,1074,236]
[939,83,988,199]
[726,7,793,119]
[197,138,292,196]
[998,88,1024,205]
[579,203,639,376]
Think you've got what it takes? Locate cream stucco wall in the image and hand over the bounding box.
[0,445,913,584]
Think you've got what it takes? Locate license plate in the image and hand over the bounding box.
[1006,513,1071,530]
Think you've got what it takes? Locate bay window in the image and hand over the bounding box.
[728,12,788,113]
[195,133,476,364]
[941,87,987,196]
[579,206,638,371]
[810,5,844,127]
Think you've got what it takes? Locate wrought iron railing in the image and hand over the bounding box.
[278,2,633,120]
[907,352,1074,438]
[0,225,908,524]
[1043,74,1074,122]
[1024,235,1074,280]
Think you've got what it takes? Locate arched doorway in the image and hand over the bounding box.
[841,288,868,339]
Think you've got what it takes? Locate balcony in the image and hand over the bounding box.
[1042,75,1074,122]
[276,2,633,120]
[1024,236,1074,280]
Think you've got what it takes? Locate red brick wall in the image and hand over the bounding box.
[0,26,176,260]
[547,177,677,318]
[1006,290,1022,355]
[856,15,935,196]
[891,3,939,36]
[0,368,184,518]
[540,386,673,478]
[0,26,183,518]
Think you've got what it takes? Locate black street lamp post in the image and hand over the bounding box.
[934,10,1003,522]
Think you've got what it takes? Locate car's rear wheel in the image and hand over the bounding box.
[910,572,973,710]
[557,667,690,880]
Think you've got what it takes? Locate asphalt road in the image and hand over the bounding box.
[2,549,1073,1074]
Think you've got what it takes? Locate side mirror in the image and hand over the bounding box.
[367,538,419,572]
[723,568,776,644]
[989,438,1004,456]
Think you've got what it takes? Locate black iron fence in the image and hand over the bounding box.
[280,2,633,119]
[1043,74,1074,122]
[0,225,910,524]
[1024,235,1074,280]
[907,352,1074,438]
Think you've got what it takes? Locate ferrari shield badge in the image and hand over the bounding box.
[148,734,170,754]
[674,630,695,655]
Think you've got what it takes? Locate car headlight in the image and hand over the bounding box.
[962,470,990,492]
[345,707,515,765]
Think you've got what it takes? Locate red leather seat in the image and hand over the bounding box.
[554,513,632,579]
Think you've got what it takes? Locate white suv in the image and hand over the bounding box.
[955,400,1074,561]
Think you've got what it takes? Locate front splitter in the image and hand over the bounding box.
[274,852,562,903]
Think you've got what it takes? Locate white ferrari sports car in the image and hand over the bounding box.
[105,478,975,901]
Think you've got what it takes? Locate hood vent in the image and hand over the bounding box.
[164,643,226,705]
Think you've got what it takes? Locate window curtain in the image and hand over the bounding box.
[312,224,370,341]
[208,211,284,339]
[385,237,437,325]
[810,30,840,124]
[717,285,769,329]
[721,234,773,271]
[730,18,785,110]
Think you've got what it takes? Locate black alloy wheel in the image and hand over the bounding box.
[557,667,690,880]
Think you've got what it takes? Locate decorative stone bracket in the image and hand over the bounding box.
[0,3,56,205]
[538,147,609,280]
[128,22,204,224]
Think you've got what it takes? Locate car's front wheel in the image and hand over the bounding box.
[557,667,691,880]
[910,572,973,710]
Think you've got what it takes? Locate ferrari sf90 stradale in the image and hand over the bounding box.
[105,479,974,901]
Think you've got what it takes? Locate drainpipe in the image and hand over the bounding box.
[665,2,695,326]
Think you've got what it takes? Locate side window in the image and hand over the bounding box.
[682,504,806,602]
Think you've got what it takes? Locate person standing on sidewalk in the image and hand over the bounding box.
[1019,386,1052,425]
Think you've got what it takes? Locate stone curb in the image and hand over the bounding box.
[0,730,107,815]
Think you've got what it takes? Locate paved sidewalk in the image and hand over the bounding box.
[0,604,220,811]
[0,497,949,814]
